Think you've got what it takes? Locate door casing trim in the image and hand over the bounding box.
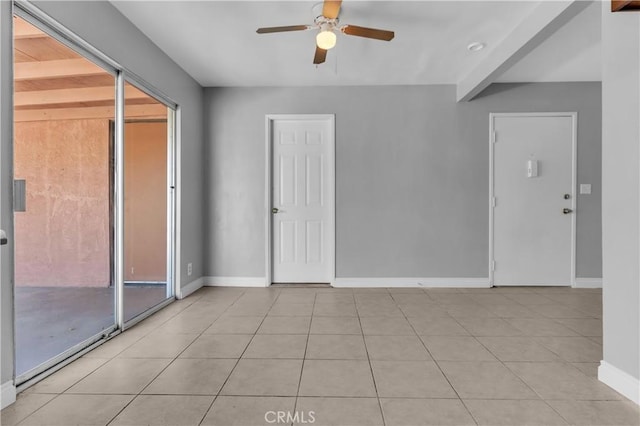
[265,114,336,287]
[489,112,578,287]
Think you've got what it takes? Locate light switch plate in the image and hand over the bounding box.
[580,184,592,194]
[14,179,26,212]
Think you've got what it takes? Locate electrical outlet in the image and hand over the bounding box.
[187,262,193,276]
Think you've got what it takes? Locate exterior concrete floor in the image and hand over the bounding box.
[15,286,167,377]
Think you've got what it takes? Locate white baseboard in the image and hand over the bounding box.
[575,278,603,288]
[203,276,267,287]
[333,277,490,288]
[1,380,16,409]
[598,361,640,404]
[178,276,204,299]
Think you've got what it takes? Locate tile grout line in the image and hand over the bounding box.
[195,288,284,425]
[455,294,610,423]
[103,288,249,426]
[355,287,390,426]
[13,292,212,426]
[291,290,317,426]
[191,288,260,426]
[9,286,618,426]
[391,290,480,426]
[448,298,582,422]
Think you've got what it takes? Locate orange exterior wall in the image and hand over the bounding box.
[124,121,167,282]
[14,119,111,287]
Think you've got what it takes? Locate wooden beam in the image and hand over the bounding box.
[14,59,107,81]
[612,0,632,11]
[612,0,640,11]
[15,104,167,122]
[15,85,149,107]
[456,0,590,102]
[13,17,47,39]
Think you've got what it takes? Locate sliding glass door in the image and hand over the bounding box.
[13,15,118,379]
[13,5,177,384]
[122,82,175,324]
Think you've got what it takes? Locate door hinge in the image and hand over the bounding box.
[491,197,497,207]
[491,260,496,271]
[491,131,497,144]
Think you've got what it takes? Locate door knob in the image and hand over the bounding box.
[272,207,279,214]
[563,208,573,214]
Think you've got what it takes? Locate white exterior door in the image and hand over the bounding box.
[491,114,576,286]
[271,116,333,283]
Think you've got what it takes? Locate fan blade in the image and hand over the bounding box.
[313,46,327,64]
[322,0,342,19]
[342,25,394,41]
[256,25,309,34]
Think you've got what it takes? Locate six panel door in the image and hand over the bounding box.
[272,118,332,283]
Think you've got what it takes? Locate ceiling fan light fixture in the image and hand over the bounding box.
[257,0,393,64]
[316,30,337,50]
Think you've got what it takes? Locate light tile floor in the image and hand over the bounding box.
[3,286,640,426]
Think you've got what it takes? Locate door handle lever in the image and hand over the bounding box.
[563,208,573,214]
[272,207,279,214]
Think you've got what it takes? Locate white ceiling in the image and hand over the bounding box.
[496,0,601,83]
[111,1,601,87]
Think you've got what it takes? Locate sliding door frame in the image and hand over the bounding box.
[12,0,179,384]
[119,90,177,330]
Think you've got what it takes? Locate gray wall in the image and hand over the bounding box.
[601,5,639,383]
[204,82,602,279]
[1,1,205,385]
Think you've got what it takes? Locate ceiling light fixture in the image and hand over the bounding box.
[467,42,485,52]
[257,0,394,65]
[316,29,337,50]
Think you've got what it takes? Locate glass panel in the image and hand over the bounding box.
[13,16,116,377]
[122,81,171,323]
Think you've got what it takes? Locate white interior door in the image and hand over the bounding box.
[271,116,333,283]
[491,114,576,286]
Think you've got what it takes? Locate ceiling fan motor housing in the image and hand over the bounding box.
[315,16,339,31]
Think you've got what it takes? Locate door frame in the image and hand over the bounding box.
[119,81,178,330]
[11,1,180,386]
[264,114,336,287]
[489,112,578,287]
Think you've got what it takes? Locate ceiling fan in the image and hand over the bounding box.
[256,0,395,64]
